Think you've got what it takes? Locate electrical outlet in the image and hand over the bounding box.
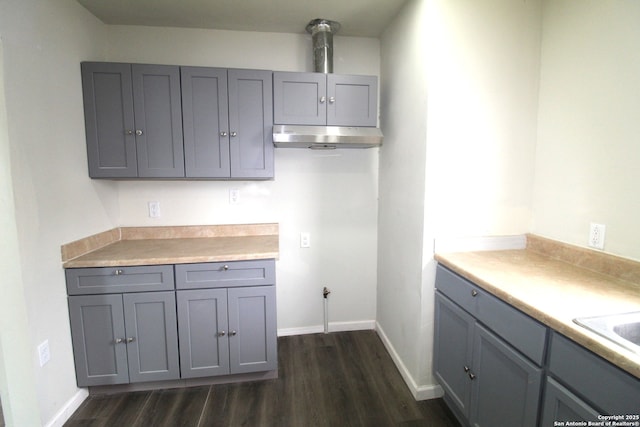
[38,340,50,367]
[300,232,311,248]
[229,188,240,205]
[588,223,606,250]
[148,201,161,218]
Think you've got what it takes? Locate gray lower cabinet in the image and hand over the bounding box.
[181,67,273,179]
[434,292,542,427]
[435,264,640,427]
[273,72,378,127]
[68,291,179,386]
[177,286,277,378]
[540,377,600,425]
[543,331,640,418]
[67,260,277,388]
[81,62,184,178]
[176,261,277,378]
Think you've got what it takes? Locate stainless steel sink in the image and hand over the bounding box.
[573,311,640,354]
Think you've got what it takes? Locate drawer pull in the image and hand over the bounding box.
[471,289,478,297]
[223,265,229,271]
[115,338,124,344]
[218,331,226,337]
[126,337,135,343]
[114,269,124,276]
[463,365,470,373]
[468,371,476,380]
[230,330,237,336]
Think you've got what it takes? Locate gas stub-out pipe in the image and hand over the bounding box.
[323,286,331,334]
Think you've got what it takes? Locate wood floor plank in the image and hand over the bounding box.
[64,331,460,427]
[131,385,209,427]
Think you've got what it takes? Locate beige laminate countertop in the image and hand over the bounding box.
[61,223,279,268]
[435,238,640,379]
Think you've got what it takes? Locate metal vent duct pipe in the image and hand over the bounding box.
[306,19,341,73]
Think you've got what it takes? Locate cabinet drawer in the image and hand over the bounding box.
[175,260,275,290]
[435,265,480,315]
[476,290,547,365]
[548,332,640,415]
[436,265,547,365]
[66,265,175,295]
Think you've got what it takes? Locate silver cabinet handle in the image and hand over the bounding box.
[125,130,134,136]
[115,338,124,344]
[218,331,226,337]
[114,269,124,276]
[463,365,470,373]
[135,129,143,136]
[230,132,237,137]
[223,265,229,271]
[126,337,135,343]
[229,330,237,336]
[468,371,476,380]
[329,96,335,103]
[220,131,228,137]
[319,96,326,103]
[471,289,478,297]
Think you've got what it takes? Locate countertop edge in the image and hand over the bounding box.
[435,252,640,380]
[61,223,279,263]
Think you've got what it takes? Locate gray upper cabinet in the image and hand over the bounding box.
[228,69,274,179]
[180,67,274,179]
[181,67,230,178]
[82,62,273,180]
[273,72,378,127]
[81,62,137,178]
[132,65,184,178]
[81,62,184,178]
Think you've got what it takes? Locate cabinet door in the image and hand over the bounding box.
[327,74,378,127]
[540,377,600,425]
[177,289,230,378]
[228,69,274,179]
[434,292,475,419]
[81,62,137,178]
[132,64,185,178]
[273,71,326,125]
[68,295,129,386]
[123,291,180,382]
[469,324,542,427]
[227,285,277,374]
[181,67,231,178]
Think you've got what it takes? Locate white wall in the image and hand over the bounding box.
[105,25,381,334]
[0,36,41,427]
[378,0,541,397]
[533,0,640,260]
[378,0,431,397]
[0,0,114,424]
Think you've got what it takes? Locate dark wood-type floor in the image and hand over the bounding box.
[64,330,460,427]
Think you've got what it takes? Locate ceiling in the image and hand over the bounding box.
[76,0,408,38]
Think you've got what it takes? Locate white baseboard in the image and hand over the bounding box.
[44,388,88,427]
[277,320,375,337]
[375,322,443,401]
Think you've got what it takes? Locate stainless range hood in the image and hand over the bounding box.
[273,125,383,149]
[272,18,383,150]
